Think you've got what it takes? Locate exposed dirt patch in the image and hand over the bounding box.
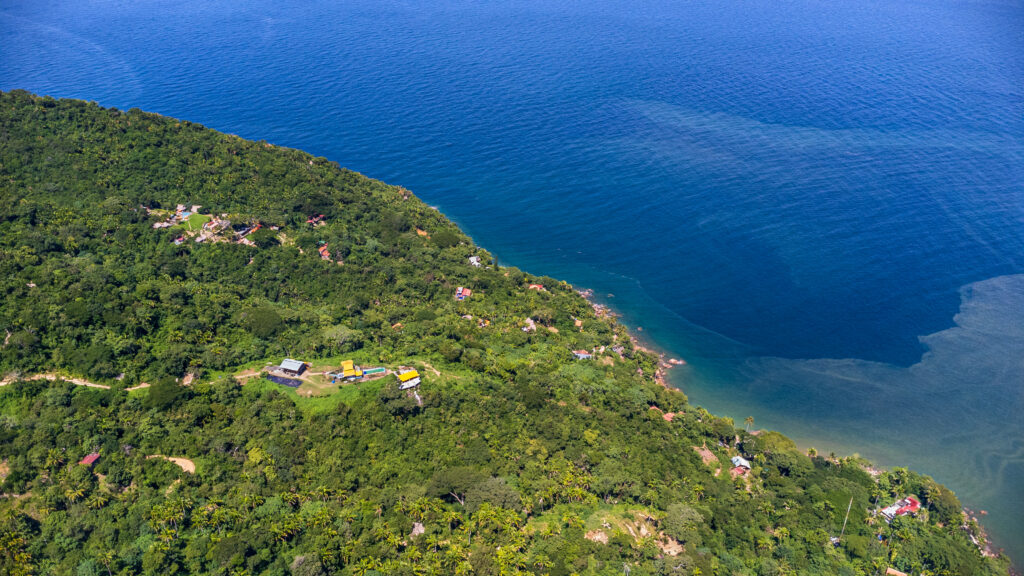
[147,455,196,474]
[585,530,608,543]
[693,444,717,466]
[125,382,151,392]
[657,536,684,556]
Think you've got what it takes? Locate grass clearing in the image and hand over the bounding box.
[175,212,211,231]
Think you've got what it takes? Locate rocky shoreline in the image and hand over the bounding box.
[574,285,1012,569]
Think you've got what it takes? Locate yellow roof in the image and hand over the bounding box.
[398,370,420,382]
[342,368,362,378]
[340,360,354,370]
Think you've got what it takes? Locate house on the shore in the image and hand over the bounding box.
[880,496,921,522]
[80,452,100,468]
[278,358,307,377]
[397,370,421,390]
[573,350,593,360]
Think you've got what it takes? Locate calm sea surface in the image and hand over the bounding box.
[3,0,1022,561]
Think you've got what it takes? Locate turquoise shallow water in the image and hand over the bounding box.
[2,0,1022,561]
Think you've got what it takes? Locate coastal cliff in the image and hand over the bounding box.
[0,91,1010,575]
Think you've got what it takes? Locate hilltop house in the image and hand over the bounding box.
[731,456,752,470]
[278,358,307,377]
[338,360,363,381]
[397,370,421,390]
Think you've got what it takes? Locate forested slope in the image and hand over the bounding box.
[0,91,1009,576]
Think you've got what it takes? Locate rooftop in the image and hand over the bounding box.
[398,370,421,382]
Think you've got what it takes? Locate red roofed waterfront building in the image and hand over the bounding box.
[880,495,921,522]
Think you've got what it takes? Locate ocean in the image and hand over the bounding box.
[2,0,1022,561]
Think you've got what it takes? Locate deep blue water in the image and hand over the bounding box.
[3,0,1023,561]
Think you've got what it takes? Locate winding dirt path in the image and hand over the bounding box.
[418,362,441,376]
[0,373,111,389]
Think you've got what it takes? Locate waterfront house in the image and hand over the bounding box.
[880,496,921,522]
[278,358,307,377]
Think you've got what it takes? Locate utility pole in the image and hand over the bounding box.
[838,496,854,544]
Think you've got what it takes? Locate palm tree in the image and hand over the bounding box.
[744,416,754,432]
[96,550,116,576]
[353,557,381,576]
[692,484,706,502]
[443,509,462,533]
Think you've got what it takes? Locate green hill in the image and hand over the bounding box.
[0,90,1009,576]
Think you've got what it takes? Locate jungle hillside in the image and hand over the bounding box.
[0,90,1010,576]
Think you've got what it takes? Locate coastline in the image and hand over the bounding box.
[574,287,684,390]
[572,284,1013,569]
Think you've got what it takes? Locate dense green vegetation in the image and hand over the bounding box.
[0,90,1009,576]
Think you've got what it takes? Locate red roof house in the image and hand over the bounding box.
[881,496,921,521]
[80,452,100,467]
